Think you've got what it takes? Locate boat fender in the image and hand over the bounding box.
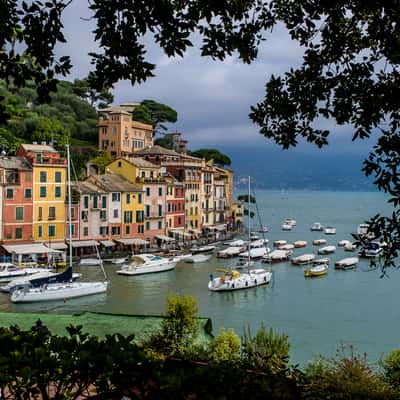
[245,281,248,287]
[254,279,257,284]
[209,273,213,281]
[264,276,267,282]
[232,283,235,289]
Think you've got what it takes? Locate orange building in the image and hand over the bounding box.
[98,104,153,157]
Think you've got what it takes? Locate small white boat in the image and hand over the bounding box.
[0,264,51,283]
[208,268,272,292]
[344,242,357,252]
[282,223,293,231]
[335,257,359,270]
[284,218,297,226]
[293,240,307,248]
[273,240,287,248]
[262,249,292,264]
[117,254,176,275]
[190,245,216,254]
[312,239,327,246]
[239,247,268,260]
[312,258,330,266]
[279,243,295,250]
[228,239,246,247]
[357,223,369,236]
[318,245,336,255]
[111,257,127,265]
[358,242,384,258]
[173,253,193,262]
[291,253,315,265]
[79,258,102,266]
[185,254,212,263]
[250,239,269,248]
[217,247,242,258]
[310,222,324,231]
[11,280,108,303]
[324,226,336,235]
[304,263,328,277]
[338,240,351,247]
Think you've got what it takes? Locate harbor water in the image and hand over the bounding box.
[0,190,398,366]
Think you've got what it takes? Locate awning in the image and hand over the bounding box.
[215,224,227,231]
[116,238,148,246]
[100,240,116,247]
[189,229,202,235]
[2,243,62,254]
[46,242,67,250]
[155,234,175,242]
[68,240,99,248]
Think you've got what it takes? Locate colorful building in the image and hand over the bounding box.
[200,161,214,230]
[17,144,67,245]
[0,156,33,244]
[98,104,153,157]
[165,174,185,237]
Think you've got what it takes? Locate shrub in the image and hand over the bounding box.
[210,328,241,363]
[382,349,400,387]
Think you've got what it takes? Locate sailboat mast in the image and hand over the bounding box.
[66,144,73,269]
[248,176,251,267]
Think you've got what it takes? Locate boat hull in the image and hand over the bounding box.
[208,270,272,292]
[117,262,176,276]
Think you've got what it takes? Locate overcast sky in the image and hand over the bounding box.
[58,2,374,160]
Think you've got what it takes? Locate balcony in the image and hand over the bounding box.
[48,215,56,220]
[145,214,164,219]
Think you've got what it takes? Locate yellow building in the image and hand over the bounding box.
[17,144,67,243]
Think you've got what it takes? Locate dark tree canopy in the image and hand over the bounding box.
[1,0,399,267]
[190,148,231,166]
[154,134,174,150]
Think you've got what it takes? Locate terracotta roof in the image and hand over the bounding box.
[95,173,142,192]
[0,156,32,170]
[74,180,106,194]
[133,145,180,157]
[124,157,159,168]
[20,144,58,153]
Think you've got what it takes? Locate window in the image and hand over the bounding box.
[146,187,150,196]
[113,209,119,218]
[55,186,61,198]
[25,188,32,199]
[178,216,182,225]
[15,207,23,221]
[111,226,120,235]
[40,186,46,198]
[137,225,144,234]
[125,226,130,235]
[158,204,162,217]
[38,207,43,220]
[126,193,130,204]
[145,205,150,217]
[136,210,144,223]
[15,228,22,239]
[100,226,108,236]
[48,225,56,237]
[138,193,142,204]
[38,225,42,238]
[40,171,47,182]
[83,227,89,236]
[158,221,162,230]
[100,210,107,221]
[118,161,122,167]
[83,196,89,209]
[71,224,75,236]
[48,206,56,219]
[36,153,41,163]
[93,195,98,209]
[112,192,120,202]
[81,210,88,222]
[124,211,132,223]
[158,187,162,196]
[145,221,150,231]
[102,196,107,208]
[6,188,13,199]
[55,171,61,182]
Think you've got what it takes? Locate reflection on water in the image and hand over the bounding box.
[0,190,398,365]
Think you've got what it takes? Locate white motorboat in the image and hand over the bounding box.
[358,242,384,258]
[11,145,109,304]
[262,249,292,264]
[293,240,307,248]
[282,223,293,231]
[344,242,357,252]
[273,240,287,248]
[324,226,336,235]
[208,268,272,292]
[335,257,359,270]
[310,222,324,231]
[284,218,297,226]
[338,240,351,247]
[185,253,212,263]
[117,254,177,275]
[239,247,268,260]
[1,271,82,293]
[79,258,102,266]
[0,263,51,283]
[280,243,295,250]
[318,245,336,255]
[217,247,243,258]
[312,239,327,246]
[190,245,216,254]
[250,239,269,248]
[291,253,315,265]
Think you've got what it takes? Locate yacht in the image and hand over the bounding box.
[117,254,177,275]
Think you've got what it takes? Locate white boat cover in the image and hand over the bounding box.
[155,234,175,242]
[2,243,62,254]
[116,238,148,245]
[68,240,99,248]
[100,240,116,247]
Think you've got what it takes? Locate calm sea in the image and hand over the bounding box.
[1,190,398,366]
